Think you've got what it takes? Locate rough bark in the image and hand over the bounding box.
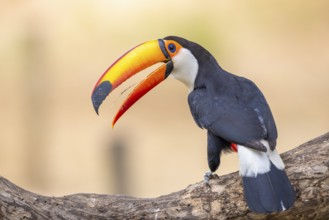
[0,133,328,220]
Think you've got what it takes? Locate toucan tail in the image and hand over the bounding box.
[242,162,295,213]
[237,143,295,213]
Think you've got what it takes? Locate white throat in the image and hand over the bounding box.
[170,48,198,92]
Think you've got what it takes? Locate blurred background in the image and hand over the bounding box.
[1,0,328,198]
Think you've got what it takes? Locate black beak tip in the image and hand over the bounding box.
[91,81,112,115]
[94,105,100,115]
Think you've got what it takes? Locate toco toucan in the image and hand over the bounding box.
[91,36,295,213]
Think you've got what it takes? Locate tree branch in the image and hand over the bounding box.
[1,133,328,219]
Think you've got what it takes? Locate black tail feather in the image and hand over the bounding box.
[242,162,295,213]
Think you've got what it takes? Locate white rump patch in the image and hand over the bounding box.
[238,145,270,177]
[261,140,285,171]
[169,48,198,92]
[238,140,285,177]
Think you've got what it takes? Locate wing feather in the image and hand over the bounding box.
[188,77,277,151]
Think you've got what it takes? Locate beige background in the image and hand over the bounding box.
[1,1,328,198]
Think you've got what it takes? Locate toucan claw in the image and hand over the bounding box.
[203,171,219,187]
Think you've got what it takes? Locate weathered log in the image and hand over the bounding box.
[0,133,328,219]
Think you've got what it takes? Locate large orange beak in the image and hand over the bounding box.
[91,39,173,127]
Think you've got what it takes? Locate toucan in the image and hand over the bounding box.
[91,36,295,213]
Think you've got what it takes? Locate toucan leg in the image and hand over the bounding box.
[205,131,230,186]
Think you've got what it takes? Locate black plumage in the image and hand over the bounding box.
[243,162,295,213]
[165,36,277,151]
[164,36,295,213]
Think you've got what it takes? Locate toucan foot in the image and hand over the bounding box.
[203,171,216,187]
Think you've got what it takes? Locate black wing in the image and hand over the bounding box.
[188,77,277,151]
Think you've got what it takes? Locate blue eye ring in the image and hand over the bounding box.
[168,43,176,53]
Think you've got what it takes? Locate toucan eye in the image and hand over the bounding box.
[168,43,176,53]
